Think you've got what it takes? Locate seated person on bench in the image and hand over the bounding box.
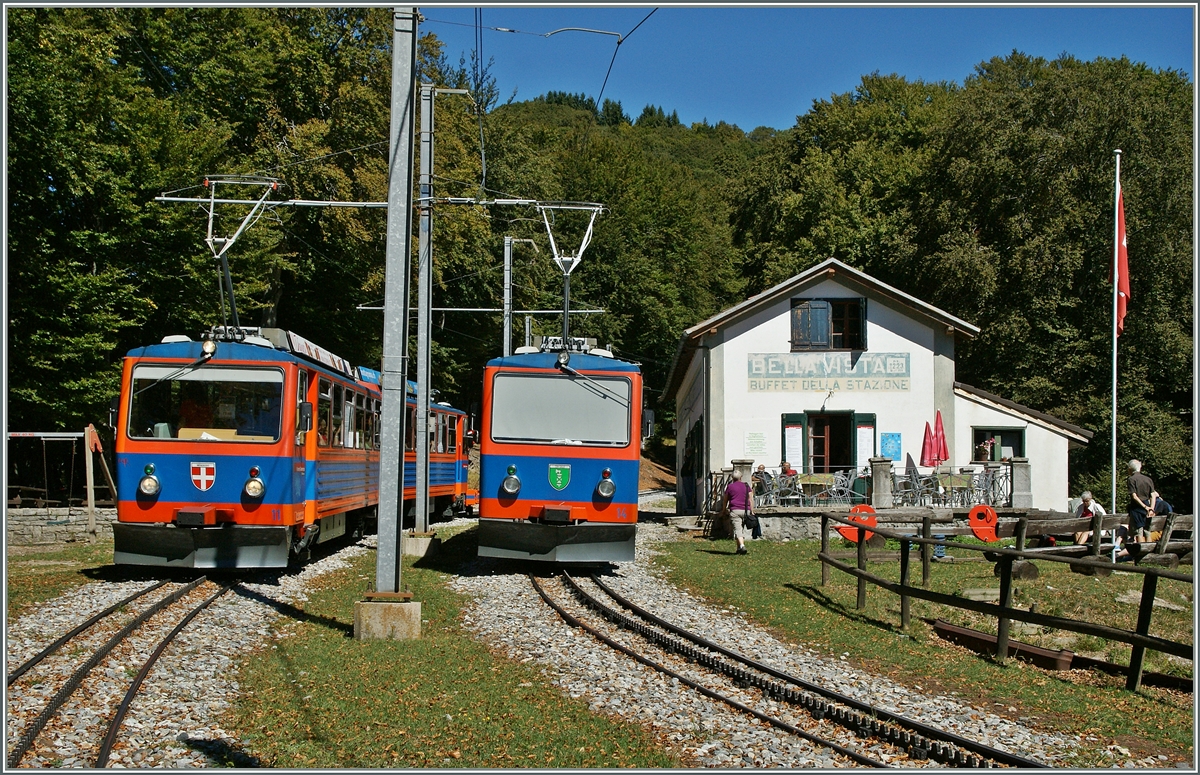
[1073,491,1130,559]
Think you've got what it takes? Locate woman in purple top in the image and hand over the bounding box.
[723,469,754,555]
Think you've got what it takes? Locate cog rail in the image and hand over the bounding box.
[529,572,890,768]
[585,573,1047,769]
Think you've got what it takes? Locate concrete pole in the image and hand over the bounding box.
[416,83,434,534]
[375,7,418,594]
[503,236,513,356]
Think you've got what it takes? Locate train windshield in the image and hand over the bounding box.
[128,365,284,442]
[490,371,631,446]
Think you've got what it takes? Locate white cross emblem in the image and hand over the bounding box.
[190,462,216,491]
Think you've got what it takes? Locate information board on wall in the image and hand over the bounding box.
[880,433,901,462]
[856,425,874,469]
[744,431,767,457]
[784,425,804,467]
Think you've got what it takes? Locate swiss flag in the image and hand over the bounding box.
[1114,180,1130,336]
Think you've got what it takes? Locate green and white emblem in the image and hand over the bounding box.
[548,464,571,491]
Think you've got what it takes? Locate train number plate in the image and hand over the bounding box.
[548,464,571,491]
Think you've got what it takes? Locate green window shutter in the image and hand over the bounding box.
[791,300,830,349]
[858,298,868,350]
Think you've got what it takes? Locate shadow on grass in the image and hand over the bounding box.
[785,582,902,632]
[231,585,354,637]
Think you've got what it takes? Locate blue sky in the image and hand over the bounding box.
[420,4,1196,130]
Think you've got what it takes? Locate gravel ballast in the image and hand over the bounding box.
[5,516,1178,767]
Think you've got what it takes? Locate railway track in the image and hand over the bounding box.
[6,577,233,768]
[530,570,1048,769]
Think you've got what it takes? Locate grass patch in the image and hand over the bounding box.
[6,539,114,621]
[654,534,1194,767]
[229,527,682,768]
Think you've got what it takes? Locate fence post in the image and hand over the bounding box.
[899,538,911,629]
[1089,510,1104,557]
[995,556,1014,664]
[820,514,829,586]
[856,524,868,610]
[1126,572,1160,692]
[83,425,97,540]
[921,516,932,588]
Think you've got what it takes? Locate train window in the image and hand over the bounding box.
[490,371,632,446]
[128,365,284,442]
[332,384,344,447]
[371,399,381,449]
[405,405,416,451]
[428,411,438,453]
[317,379,332,446]
[447,415,458,453]
[436,413,448,454]
[355,393,366,449]
[296,370,309,446]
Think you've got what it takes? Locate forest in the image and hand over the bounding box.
[6,8,1193,509]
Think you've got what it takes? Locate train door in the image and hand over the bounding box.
[293,369,309,522]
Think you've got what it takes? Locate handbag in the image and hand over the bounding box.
[742,510,759,530]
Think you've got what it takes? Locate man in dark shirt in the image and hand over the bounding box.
[1127,459,1157,543]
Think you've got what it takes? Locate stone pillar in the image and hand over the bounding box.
[870,457,894,509]
[1010,457,1033,509]
[731,458,754,482]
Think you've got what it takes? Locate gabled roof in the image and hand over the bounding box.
[662,258,981,404]
[954,382,1093,443]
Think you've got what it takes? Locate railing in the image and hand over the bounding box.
[712,462,1012,512]
[817,513,1193,692]
[891,464,1011,508]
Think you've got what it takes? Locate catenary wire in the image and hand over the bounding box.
[597,8,658,107]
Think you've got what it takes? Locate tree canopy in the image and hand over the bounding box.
[6,10,1193,508]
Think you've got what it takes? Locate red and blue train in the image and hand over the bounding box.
[112,327,473,568]
[476,345,644,562]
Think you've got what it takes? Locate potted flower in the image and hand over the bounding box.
[973,438,996,462]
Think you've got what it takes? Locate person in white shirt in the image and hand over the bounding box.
[1073,491,1128,558]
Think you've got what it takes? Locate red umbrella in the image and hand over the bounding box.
[920,422,937,467]
[934,410,949,464]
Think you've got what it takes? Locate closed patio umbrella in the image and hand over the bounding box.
[933,410,949,464]
[920,422,937,467]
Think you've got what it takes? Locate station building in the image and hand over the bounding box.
[662,258,1092,512]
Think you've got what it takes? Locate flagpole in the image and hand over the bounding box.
[1110,149,1122,519]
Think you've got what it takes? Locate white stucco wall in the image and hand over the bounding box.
[671,272,1080,512]
[953,392,1075,511]
[713,279,949,475]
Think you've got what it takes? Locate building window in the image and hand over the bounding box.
[791,298,866,351]
[972,428,1024,462]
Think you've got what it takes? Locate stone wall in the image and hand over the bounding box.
[5,508,117,546]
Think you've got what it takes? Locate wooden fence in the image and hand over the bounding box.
[818,513,1193,692]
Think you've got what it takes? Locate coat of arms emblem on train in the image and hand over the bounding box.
[548,464,571,491]
[190,462,216,491]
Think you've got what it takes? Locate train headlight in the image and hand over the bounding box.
[556,351,570,367]
[596,471,616,499]
[244,473,266,499]
[138,475,161,496]
[502,465,521,495]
